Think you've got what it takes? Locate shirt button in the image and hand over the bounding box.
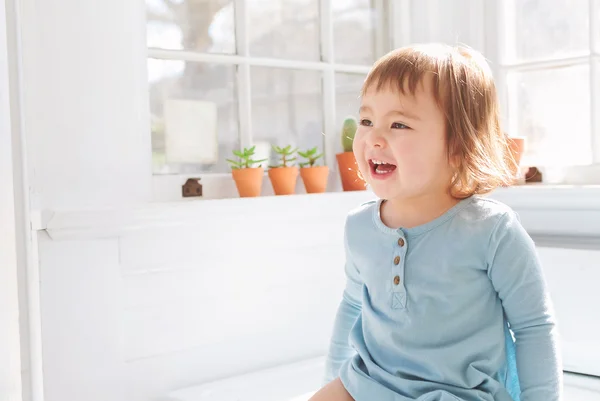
[398,238,405,247]
[393,256,401,265]
[393,275,401,285]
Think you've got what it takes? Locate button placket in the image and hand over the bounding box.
[391,234,407,309]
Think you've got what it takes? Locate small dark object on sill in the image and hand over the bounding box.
[525,167,542,183]
[182,178,203,197]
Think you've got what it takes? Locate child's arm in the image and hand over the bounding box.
[487,211,563,401]
[323,222,363,386]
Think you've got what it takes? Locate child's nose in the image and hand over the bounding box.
[366,130,387,148]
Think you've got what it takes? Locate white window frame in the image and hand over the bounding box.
[150,0,600,200]
[148,0,411,199]
[486,0,600,180]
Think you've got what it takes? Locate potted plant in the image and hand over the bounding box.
[336,116,366,191]
[226,146,267,197]
[268,145,299,195]
[506,134,527,185]
[298,147,328,194]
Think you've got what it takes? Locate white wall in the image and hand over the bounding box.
[0,0,23,398]
[37,193,372,401]
[17,0,152,211]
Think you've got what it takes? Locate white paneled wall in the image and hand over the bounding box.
[35,193,600,401]
[39,237,125,401]
[16,0,151,211]
[38,193,374,401]
[539,248,600,376]
[119,222,342,363]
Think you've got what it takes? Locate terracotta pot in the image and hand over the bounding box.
[300,166,329,194]
[336,152,366,191]
[507,136,526,168]
[268,166,299,195]
[507,136,527,182]
[231,167,264,197]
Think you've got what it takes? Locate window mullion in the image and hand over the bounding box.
[234,0,252,150]
[390,0,411,49]
[373,0,388,58]
[320,0,337,173]
[592,0,600,56]
[484,0,509,130]
[148,48,370,71]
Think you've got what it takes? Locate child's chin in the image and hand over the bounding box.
[369,183,398,200]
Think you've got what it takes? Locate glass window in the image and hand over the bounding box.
[507,64,592,167]
[146,0,236,54]
[251,68,323,166]
[335,73,364,151]
[148,59,239,174]
[147,1,388,178]
[333,0,377,65]
[503,0,590,63]
[247,0,320,61]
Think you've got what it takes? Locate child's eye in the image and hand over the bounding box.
[391,122,410,129]
[359,119,373,127]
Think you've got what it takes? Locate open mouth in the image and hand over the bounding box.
[369,159,397,177]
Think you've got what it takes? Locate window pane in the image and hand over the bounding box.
[503,0,589,63]
[508,64,592,167]
[149,59,239,174]
[247,0,319,61]
[333,0,377,65]
[335,73,364,151]
[251,68,323,165]
[146,0,235,54]
[595,0,600,54]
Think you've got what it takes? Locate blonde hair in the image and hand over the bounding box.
[361,43,517,198]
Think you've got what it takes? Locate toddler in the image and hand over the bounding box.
[310,44,562,401]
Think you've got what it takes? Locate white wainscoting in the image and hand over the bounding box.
[34,188,600,401]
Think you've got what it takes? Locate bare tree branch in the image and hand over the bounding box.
[146,11,175,24]
[162,0,180,11]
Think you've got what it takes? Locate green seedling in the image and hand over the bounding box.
[298,147,324,167]
[226,146,267,169]
[269,145,297,168]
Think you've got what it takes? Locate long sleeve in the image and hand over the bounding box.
[487,211,563,401]
[323,220,363,386]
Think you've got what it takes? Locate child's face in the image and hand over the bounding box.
[354,78,453,202]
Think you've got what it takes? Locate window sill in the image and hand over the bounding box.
[489,184,600,246]
[151,171,346,201]
[151,164,600,203]
[33,184,600,243]
[35,190,375,240]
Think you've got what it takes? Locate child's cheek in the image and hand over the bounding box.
[393,139,416,162]
[352,134,365,157]
[396,140,425,176]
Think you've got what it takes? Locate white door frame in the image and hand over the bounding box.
[1,0,42,399]
[0,0,23,398]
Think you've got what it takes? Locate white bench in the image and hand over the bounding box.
[162,356,600,401]
[162,357,324,401]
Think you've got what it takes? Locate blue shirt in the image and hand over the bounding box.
[324,196,562,401]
